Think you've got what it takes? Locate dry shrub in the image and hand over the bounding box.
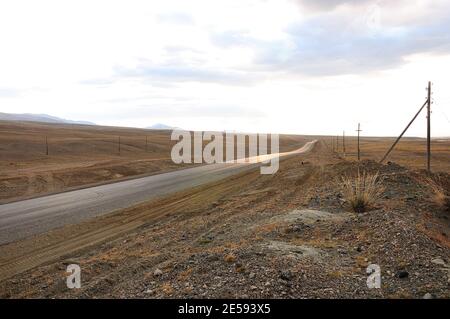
[161,282,174,295]
[224,254,236,263]
[341,169,384,213]
[235,263,245,273]
[425,177,450,212]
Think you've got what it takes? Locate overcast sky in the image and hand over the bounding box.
[0,0,449,136]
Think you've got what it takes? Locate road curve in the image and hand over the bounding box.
[0,141,316,244]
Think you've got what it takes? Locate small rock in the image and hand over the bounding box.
[280,270,293,281]
[235,262,245,272]
[423,293,434,299]
[249,272,256,279]
[250,285,258,290]
[206,254,219,262]
[153,269,163,277]
[144,289,154,295]
[396,270,409,279]
[431,258,446,266]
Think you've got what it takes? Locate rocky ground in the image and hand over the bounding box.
[1,141,449,298]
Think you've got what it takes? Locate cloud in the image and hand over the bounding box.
[163,45,203,55]
[247,3,450,76]
[75,0,450,87]
[90,103,266,121]
[77,0,450,86]
[200,1,450,77]
[211,30,258,48]
[135,104,266,119]
[156,12,195,25]
[289,17,450,75]
[79,78,115,86]
[293,0,374,12]
[0,87,21,97]
[113,61,258,86]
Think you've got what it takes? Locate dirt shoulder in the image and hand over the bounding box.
[0,141,449,298]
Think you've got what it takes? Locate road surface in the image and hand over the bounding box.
[0,141,316,244]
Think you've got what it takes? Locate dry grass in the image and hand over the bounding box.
[425,177,450,212]
[224,254,236,263]
[341,169,385,213]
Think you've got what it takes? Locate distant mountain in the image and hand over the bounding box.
[146,123,180,130]
[0,112,96,125]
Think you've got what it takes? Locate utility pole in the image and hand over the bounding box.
[331,136,334,152]
[343,131,346,157]
[356,123,362,161]
[118,136,121,156]
[427,81,431,172]
[336,135,339,154]
[45,136,49,156]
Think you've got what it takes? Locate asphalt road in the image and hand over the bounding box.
[0,141,316,244]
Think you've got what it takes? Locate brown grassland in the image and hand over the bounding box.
[0,120,309,203]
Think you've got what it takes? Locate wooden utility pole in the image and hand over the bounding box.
[45,136,49,156]
[118,136,121,156]
[343,131,346,157]
[427,81,431,172]
[356,123,362,161]
[336,135,339,154]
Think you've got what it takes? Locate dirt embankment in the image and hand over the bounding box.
[0,141,448,299]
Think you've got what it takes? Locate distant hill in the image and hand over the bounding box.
[146,123,180,130]
[0,112,96,125]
